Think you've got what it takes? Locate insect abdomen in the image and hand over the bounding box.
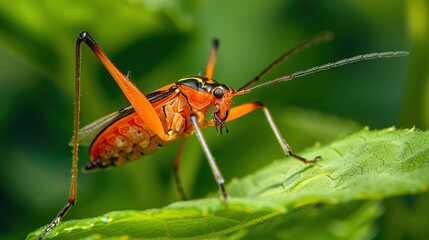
[85,112,172,171]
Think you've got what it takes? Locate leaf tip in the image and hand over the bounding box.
[408,126,418,132]
[386,126,397,131]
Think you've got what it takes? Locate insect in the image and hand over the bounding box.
[39,31,408,239]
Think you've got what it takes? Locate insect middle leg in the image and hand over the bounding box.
[173,139,188,200]
[190,114,228,201]
[208,102,320,164]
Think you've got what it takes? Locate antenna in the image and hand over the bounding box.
[237,31,334,91]
[236,51,409,95]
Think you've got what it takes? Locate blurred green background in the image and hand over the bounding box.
[0,0,427,239]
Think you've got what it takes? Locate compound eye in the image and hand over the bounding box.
[213,87,224,99]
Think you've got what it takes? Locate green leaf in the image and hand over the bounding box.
[245,201,382,240]
[27,128,429,239]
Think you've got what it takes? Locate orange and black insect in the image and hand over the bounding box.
[39,31,408,239]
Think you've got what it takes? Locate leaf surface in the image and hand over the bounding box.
[28,128,429,239]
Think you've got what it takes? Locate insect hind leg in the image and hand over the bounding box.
[38,202,74,239]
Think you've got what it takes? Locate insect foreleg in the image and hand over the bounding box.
[260,103,320,164]
[208,102,319,164]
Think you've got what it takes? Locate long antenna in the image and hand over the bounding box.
[236,51,409,95]
[237,31,334,92]
[205,38,219,79]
